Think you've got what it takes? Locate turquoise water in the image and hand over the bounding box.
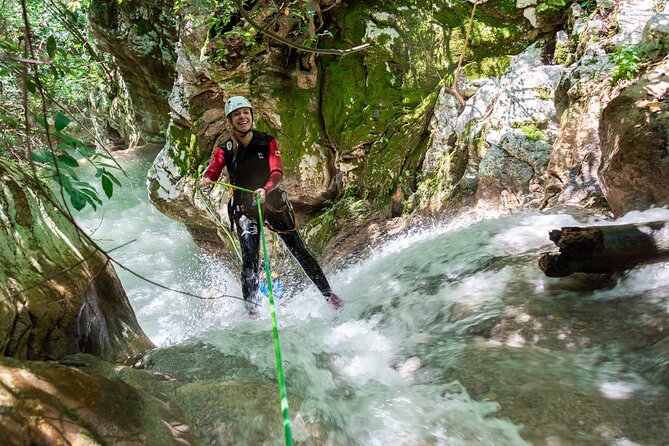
[76,148,669,445]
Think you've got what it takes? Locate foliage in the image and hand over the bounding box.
[176,0,322,64]
[30,112,122,211]
[578,0,598,12]
[0,0,121,211]
[536,0,566,14]
[320,184,371,226]
[610,45,643,85]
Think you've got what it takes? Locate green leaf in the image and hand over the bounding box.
[57,153,79,167]
[57,172,74,192]
[103,170,122,186]
[92,152,115,160]
[96,162,122,170]
[0,38,21,52]
[50,131,83,148]
[32,115,48,129]
[101,174,114,198]
[63,166,80,181]
[54,112,71,131]
[27,80,36,94]
[79,187,103,205]
[31,149,55,164]
[0,114,18,126]
[73,180,98,193]
[46,36,57,58]
[69,189,87,211]
[77,145,95,158]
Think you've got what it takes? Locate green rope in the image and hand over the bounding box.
[208,180,294,445]
[196,187,243,263]
[257,196,294,445]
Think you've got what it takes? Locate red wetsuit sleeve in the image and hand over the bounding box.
[204,147,226,181]
[263,139,283,192]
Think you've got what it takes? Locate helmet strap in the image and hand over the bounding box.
[234,126,253,137]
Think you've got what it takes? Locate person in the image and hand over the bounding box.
[199,95,343,318]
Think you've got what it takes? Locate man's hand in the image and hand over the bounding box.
[254,188,266,205]
[199,177,213,192]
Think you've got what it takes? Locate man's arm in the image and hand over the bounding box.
[199,147,226,190]
[263,139,283,192]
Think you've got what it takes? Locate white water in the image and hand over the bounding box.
[76,148,669,445]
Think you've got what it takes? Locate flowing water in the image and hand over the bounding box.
[76,147,669,445]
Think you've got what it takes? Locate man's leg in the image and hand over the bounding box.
[267,202,343,309]
[278,230,332,295]
[235,214,260,313]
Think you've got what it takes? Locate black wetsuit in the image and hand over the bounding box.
[204,132,332,308]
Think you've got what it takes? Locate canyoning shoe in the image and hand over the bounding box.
[326,292,343,311]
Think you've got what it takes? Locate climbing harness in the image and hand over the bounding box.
[205,179,294,446]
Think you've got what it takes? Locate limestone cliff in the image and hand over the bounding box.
[86,0,669,262]
[88,0,178,147]
[143,0,537,261]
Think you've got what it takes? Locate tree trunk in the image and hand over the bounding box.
[538,220,669,277]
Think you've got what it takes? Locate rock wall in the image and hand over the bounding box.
[88,0,178,146]
[415,0,669,219]
[0,158,153,362]
[88,0,669,261]
[0,354,192,445]
[145,0,536,259]
[599,58,669,216]
[414,43,564,215]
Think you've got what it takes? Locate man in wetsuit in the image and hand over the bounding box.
[199,95,343,318]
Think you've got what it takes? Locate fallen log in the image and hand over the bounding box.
[538,220,669,277]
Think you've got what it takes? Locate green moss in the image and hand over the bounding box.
[302,185,372,256]
[267,79,326,174]
[463,55,512,79]
[319,0,532,202]
[512,121,545,141]
[553,42,568,65]
[536,87,553,101]
[166,123,200,177]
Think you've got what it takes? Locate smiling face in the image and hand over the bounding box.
[229,107,253,133]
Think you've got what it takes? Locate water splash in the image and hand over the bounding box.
[75,149,669,445]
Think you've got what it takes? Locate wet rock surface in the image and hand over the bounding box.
[599,59,669,217]
[0,158,153,362]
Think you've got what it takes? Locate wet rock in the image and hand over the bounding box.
[0,158,153,362]
[599,59,669,216]
[88,0,177,143]
[138,343,324,445]
[0,354,193,446]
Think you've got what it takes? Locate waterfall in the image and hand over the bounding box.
[76,148,669,445]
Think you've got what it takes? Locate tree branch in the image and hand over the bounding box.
[450,0,479,109]
[231,0,369,56]
[0,52,53,65]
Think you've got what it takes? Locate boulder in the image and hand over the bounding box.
[542,52,615,210]
[0,158,153,362]
[641,9,669,57]
[599,59,669,216]
[0,354,193,446]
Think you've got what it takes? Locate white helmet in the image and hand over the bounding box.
[225,95,253,118]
